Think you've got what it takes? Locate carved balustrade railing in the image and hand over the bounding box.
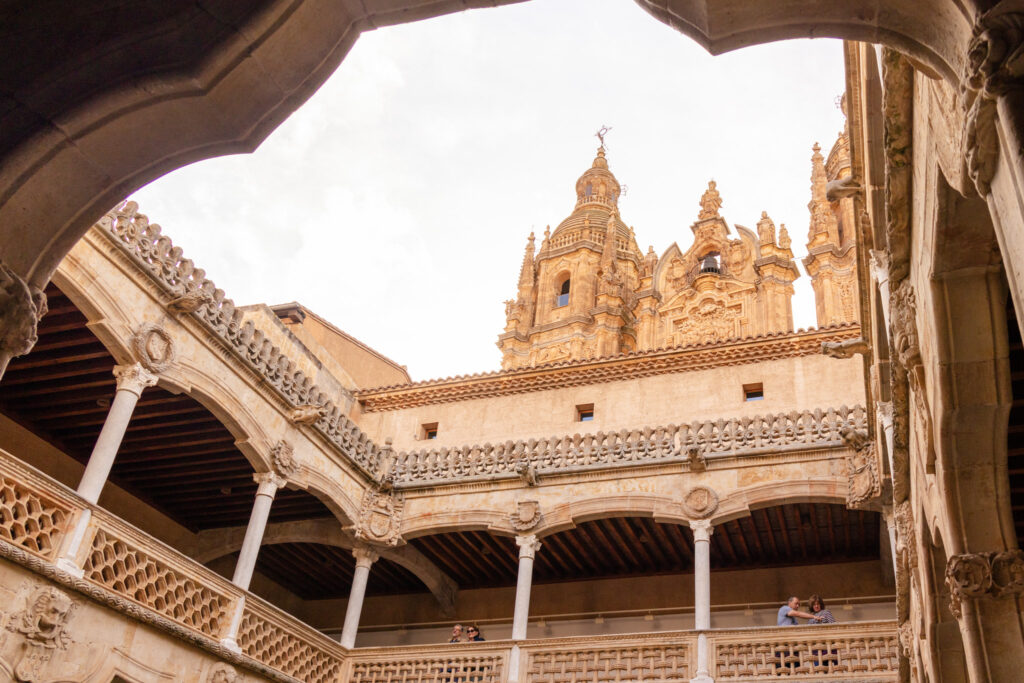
[0,448,346,683]
[99,202,386,479]
[342,622,898,682]
[389,405,866,486]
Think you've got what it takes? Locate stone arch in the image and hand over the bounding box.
[0,0,977,326]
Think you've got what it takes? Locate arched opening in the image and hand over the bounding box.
[556,277,571,308]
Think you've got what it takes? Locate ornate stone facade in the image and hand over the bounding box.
[497,146,803,369]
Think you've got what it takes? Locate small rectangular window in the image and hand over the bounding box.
[421,422,439,440]
[576,403,595,421]
[556,292,569,307]
[743,383,764,401]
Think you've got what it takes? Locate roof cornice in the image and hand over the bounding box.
[356,323,861,412]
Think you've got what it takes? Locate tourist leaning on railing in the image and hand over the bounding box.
[808,594,837,624]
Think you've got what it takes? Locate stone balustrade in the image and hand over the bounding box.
[342,623,898,681]
[0,447,345,683]
[389,405,867,486]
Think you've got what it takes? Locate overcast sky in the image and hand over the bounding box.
[130,0,847,383]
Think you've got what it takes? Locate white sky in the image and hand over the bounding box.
[129,0,847,383]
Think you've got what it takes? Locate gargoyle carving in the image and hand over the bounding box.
[515,461,539,487]
[822,338,870,358]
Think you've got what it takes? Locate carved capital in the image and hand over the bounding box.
[516,534,542,560]
[946,553,993,618]
[682,485,719,519]
[253,471,287,494]
[0,262,47,359]
[112,363,158,396]
[689,518,714,542]
[270,440,298,478]
[352,545,380,569]
[131,322,175,373]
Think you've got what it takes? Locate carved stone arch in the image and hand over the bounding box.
[531,493,691,539]
[708,478,849,526]
[401,510,511,540]
[301,467,362,530]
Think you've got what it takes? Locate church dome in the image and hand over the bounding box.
[552,147,632,244]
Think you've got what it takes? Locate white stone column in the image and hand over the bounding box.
[77,363,158,503]
[220,472,286,652]
[56,363,158,577]
[690,519,714,683]
[340,546,379,649]
[512,534,542,641]
[231,472,285,590]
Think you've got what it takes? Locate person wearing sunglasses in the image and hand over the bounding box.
[466,625,485,641]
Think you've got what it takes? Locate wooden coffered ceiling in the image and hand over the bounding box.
[0,284,333,532]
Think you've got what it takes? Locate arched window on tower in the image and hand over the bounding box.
[556,278,570,307]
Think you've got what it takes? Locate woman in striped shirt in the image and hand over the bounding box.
[809,594,836,624]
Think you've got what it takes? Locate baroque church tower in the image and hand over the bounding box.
[498,144,808,370]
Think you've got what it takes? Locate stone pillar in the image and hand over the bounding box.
[231,473,285,590]
[56,363,158,577]
[690,519,714,683]
[512,534,542,641]
[219,472,286,652]
[340,546,379,649]
[77,363,158,503]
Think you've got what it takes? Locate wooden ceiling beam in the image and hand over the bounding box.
[584,521,632,570]
[561,526,606,574]
[760,509,780,559]
[5,349,111,370]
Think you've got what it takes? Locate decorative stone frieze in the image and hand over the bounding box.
[100,202,387,480]
[354,484,405,547]
[390,406,866,486]
[682,486,719,519]
[0,261,48,360]
[359,325,861,412]
[841,427,881,509]
[112,362,159,396]
[510,500,542,531]
[270,440,298,479]
[3,585,76,682]
[131,322,175,373]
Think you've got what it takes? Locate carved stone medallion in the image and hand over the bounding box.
[682,485,719,519]
[270,440,298,478]
[131,323,175,373]
[842,427,881,508]
[4,585,76,682]
[355,487,405,547]
[207,662,240,683]
[511,500,542,531]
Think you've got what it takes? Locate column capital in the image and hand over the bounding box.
[689,518,714,541]
[353,545,379,569]
[253,471,286,495]
[113,362,158,396]
[516,534,542,559]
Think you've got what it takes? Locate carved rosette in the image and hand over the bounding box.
[4,585,76,682]
[354,486,405,547]
[0,262,48,361]
[270,440,298,479]
[131,323,175,373]
[510,500,542,531]
[682,485,719,519]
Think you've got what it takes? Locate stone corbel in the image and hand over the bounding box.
[961,6,1024,195]
[0,261,48,371]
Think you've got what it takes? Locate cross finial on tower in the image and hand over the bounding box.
[595,125,612,149]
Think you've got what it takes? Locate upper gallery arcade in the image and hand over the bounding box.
[498,132,859,370]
